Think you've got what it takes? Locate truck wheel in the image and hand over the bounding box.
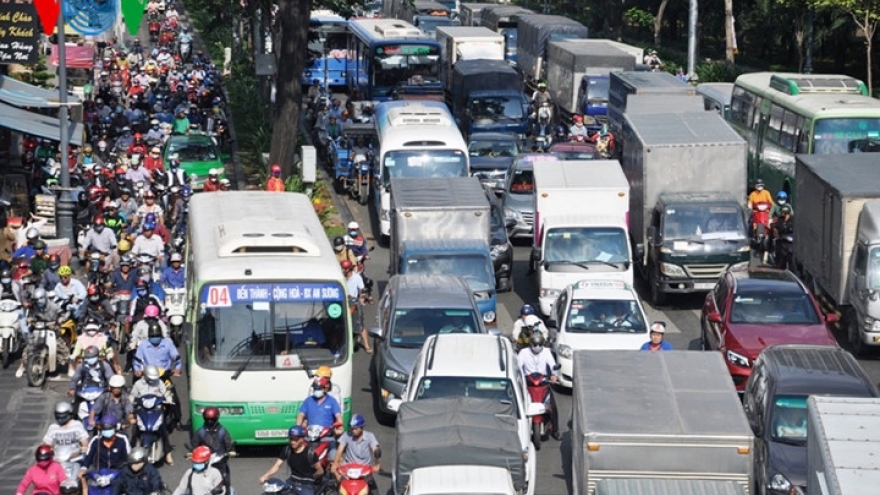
[849,316,869,357]
[649,270,667,307]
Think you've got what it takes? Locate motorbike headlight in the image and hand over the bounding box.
[768,473,792,493]
[556,343,573,359]
[726,350,750,368]
[384,368,407,382]
[659,262,686,277]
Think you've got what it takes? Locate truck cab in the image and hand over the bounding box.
[642,193,750,305]
[577,75,611,122]
[464,90,529,138]
[847,201,880,355]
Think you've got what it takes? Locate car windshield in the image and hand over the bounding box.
[469,140,518,158]
[663,205,746,241]
[566,299,647,333]
[507,168,534,195]
[390,308,480,348]
[404,254,494,292]
[415,376,518,415]
[195,283,349,370]
[729,292,820,324]
[813,118,880,154]
[545,227,628,264]
[383,150,467,185]
[168,141,218,161]
[469,96,525,122]
[769,395,807,444]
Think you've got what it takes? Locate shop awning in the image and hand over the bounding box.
[0,76,82,109]
[0,102,84,146]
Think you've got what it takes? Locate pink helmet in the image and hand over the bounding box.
[144,304,160,318]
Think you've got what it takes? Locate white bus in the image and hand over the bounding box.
[374,100,469,239]
[186,191,352,445]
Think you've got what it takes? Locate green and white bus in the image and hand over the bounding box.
[186,191,352,445]
[727,72,880,199]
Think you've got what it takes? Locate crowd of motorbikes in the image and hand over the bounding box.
[750,190,795,270]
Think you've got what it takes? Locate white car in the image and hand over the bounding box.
[550,279,650,387]
[388,334,540,495]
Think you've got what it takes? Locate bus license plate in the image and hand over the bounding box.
[694,283,715,290]
[255,429,288,438]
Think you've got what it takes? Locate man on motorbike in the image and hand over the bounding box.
[131,223,165,267]
[134,323,181,379]
[112,447,164,495]
[517,332,561,440]
[258,426,325,494]
[103,204,128,239]
[530,81,552,107]
[127,133,149,157]
[297,377,343,429]
[118,189,139,225]
[512,304,544,350]
[0,266,29,335]
[16,445,67,495]
[202,169,221,192]
[69,345,114,394]
[81,414,131,472]
[192,407,235,492]
[164,155,190,189]
[747,178,773,210]
[342,261,371,353]
[91,374,135,431]
[19,287,70,378]
[160,253,185,289]
[334,236,358,266]
[332,413,380,489]
[42,402,89,475]
[171,446,224,495]
[54,265,87,319]
[81,217,117,263]
[568,115,589,141]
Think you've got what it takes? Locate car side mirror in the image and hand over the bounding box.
[386,398,402,413]
[368,327,384,340]
[526,402,546,417]
[825,313,839,323]
[708,312,722,324]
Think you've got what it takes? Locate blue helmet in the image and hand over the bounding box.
[350,414,366,428]
[143,221,156,231]
[520,304,536,316]
[288,425,305,438]
[100,413,118,429]
[776,191,788,200]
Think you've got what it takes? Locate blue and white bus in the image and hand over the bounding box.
[302,12,350,88]
[347,18,443,101]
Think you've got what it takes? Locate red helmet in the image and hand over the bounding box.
[36,444,54,461]
[271,164,281,173]
[94,216,105,226]
[202,406,220,421]
[191,445,211,463]
[87,284,100,297]
[134,132,143,140]
[313,377,331,389]
[573,115,584,123]
[340,260,353,271]
[115,167,125,175]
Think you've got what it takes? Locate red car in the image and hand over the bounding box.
[547,142,599,160]
[701,267,839,391]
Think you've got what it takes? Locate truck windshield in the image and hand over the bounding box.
[769,395,807,445]
[545,227,628,264]
[813,118,880,154]
[868,247,880,290]
[416,17,453,34]
[729,292,820,325]
[469,96,525,122]
[390,308,480,348]
[196,284,348,371]
[469,139,518,158]
[415,377,518,415]
[663,205,746,241]
[383,150,467,185]
[566,299,647,333]
[586,78,610,102]
[404,254,494,292]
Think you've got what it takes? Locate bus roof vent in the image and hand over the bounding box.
[769,74,867,95]
[215,222,321,257]
[375,23,423,38]
[385,106,453,126]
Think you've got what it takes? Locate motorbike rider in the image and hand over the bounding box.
[81,217,118,263]
[111,447,164,495]
[640,321,673,351]
[770,190,793,221]
[54,266,87,319]
[178,29,194,58]
[747,178,773,209]
[297,377,343,429]
[530,81,552,108]
[127,133,149,157]
[131,304,170,349]
[83,284,115,324]
[160,252,186,289]
[71,321,117,374]
[644,49,663,70]
[69,345,114,396]
[103,204,128,239]
[342,261,371,354]
[333,236,358,266]
[81,413,131,472]
[332,413,380,489]
[771,205,794,259]
[129,278,166,325]
[134,322,181,378]
[171,446,224,495]
[13,226,41,261]
[42,402,90,476]
[192,407,235,493]
[0,266,29,332]
[90,374,135,431]
[130,363,176,464]
[164,155,190,189]
[512,304,545,350]
[19,287,70,377]
[16,445,67,495]
[131,222,165,267]
[27,239,51,277]
[568,115,589,141]
[314,365,343,406]
[202,169,221,192]
[258,425,325,494]
[517,332,561,440]
[109,254,137,299]
[266,164,285,192]
[136,191,165,227]
[118,189,139,225]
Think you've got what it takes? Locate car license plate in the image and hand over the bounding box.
[254,429,288,438]
[694,282,715,290]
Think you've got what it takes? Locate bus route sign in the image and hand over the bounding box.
[202,283,344,307]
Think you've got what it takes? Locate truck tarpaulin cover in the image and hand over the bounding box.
[517,14,589,57]
[394,397,525,494]
[453,59,521,93]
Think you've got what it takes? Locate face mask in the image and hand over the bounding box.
[192,463,206,472]
[312,389,325,399]
[131,462,145,472]
[95,225,104,233]
[86,357,98,365]
[149,337,162,346]
[757,185,764,191]
[37,460,52,469]
[778,199,786,205]
[1,278,10,285]
[334,245,343,252]
[348,231,358,238]
[101,429,115,438]
[530,345,542,355]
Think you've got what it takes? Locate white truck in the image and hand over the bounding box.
[807,396,880,495]
[571,350,754,495]
[530,160,631,316]
[435,26,505,92]
[794,154,880,356]
[406,466,518,495]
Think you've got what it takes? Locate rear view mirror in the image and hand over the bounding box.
[646,226,656,243]
[505,218,517,229]
[368,327,384,340]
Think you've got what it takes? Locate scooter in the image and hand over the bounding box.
[26,320,65,388]
[353,153,371,205]
[135,393,166,464]
[337,463,375,495]
[0,299,22,369]
[84,468,120,495]
[526,372,554,451]
[774,233,795,271]
[77,385,106,432]
[165,287,187,346]
[306,424,334,472]
[752,201,772,257]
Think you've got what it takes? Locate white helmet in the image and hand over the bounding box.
[347,221,359,230]
[109,375,126,388]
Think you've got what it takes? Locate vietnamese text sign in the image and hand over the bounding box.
[0,0,40,64]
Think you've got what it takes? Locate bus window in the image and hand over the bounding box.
[779,110,802,151]
[767,104,785,145]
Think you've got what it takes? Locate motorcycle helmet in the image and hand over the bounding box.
[316,365,333,379]
[54,401,74,424]
[84,345,100,360]
[340,260,353,271]
[128,447,148,464]
[35,444,54,461]
[109,374,126,389]
[26,227,40,241]
[350,413,366,429]
[288,425,305,438]
[58,265,73,277]
[147,322,163,339]
[144,304,161,319]
[84,322,101,336]
[135,279,148,296]
[100,413,118,430]
[776,191,788,201]
[333,236,345,252]
[144,364,161,382]
[781,205,792,215]
[203,406,220,429]
[537,81,547,89]
[33,239,46,250]
[0,269,11,285]
[34,287,47,308]
[143,221,156,231]
[118,239,131,253]
[271,164,281,175]
[520,304,536,317]
[170,252,183,263]
[192,445,212,463]
[572,115,584,124]
[755,179,765,190]
[87,284,101,302]
[529,332,545,354]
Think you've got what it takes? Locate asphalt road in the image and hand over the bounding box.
[6,190,880,495]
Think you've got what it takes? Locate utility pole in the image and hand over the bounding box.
[687,0,698,79]
[56,7,75,249]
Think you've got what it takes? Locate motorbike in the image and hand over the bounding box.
[751,201,772,255]
[305,424,337,493]
[85,468,120,495]
[353,152,371,205]
[774,233,795,271]
[0,299,23,368]
[331,137,354,194]
[26,320,66,387]
[593,132,617,159]
[526,372,554,451]
[135,394,166,464]
[165,287,187,346]
[77,385,106,432]
[87,251,108,286]
[148,21,161,43]
[261,478,295,495]
[514,322,545,352]
[178,36,192,63]
[337,463,375,495]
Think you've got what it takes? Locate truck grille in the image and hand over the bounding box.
[521,212,534,226]
[683,264,729,278]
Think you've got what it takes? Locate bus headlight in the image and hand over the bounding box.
[483,311,496,323]
[194,405,245,415]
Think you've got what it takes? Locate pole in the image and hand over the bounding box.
[804,10,814,74]
[56,6,75,249]
[687,0,698,79]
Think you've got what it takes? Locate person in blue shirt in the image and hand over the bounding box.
[640,321,673,351]
[133,323,181,378]
[296,378,342,429]
[160,253,185,289]
[287,318,326,349]
[12,227,40,262]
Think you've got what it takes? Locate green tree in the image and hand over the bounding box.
[810,0,880,93]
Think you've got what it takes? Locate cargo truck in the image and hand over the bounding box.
[571,350,754,495]
[390,177,498,326]
[530,160,632,316]
[459,2,503,27]
[608,71,694,136]
[793,154,880,356]
[807,396,880,495]
[620,112,749,305]
[545,40,635,125]
[449,59,529,138]
[516,14,589,88]
[480,5,534,64]
[621,93,705,116]
[400,0,455,35]
[596,479,746,495]
[435,26,505,91]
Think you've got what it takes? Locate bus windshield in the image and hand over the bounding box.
[373,44,440,92]
[383,150,467,184]
[404,254,494,292]
[196,283,348,371]
[813,118,880,154]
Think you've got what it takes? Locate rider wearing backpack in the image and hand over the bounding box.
[192,407,234,493]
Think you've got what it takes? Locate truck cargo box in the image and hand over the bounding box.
[608,71,694,133]
[516,14,589,82]
[597,479,746,495]
[622,93,706,116]
[545,40,635,115]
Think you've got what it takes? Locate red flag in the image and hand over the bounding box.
[33,0,60,36]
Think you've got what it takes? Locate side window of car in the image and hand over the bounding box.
[380,293,392,329]
[714,277,729,317]
[854,243,867,276]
